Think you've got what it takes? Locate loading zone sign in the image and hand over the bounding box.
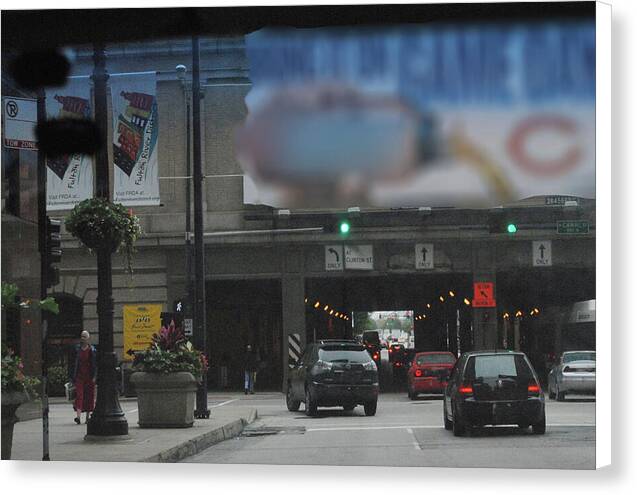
[532,240,552,267]
[415,243,434,269]
[325,245,343,271]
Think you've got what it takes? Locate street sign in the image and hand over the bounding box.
[183,318,193,337]
[2,97,38,150]
[415,243,434,269]
[532,240,552,267]
[557,220,589,234]
[345,245,374,270]
[325,245,343,271]
[472,282,496,308]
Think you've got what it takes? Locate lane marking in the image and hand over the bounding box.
[306,424,595,432]
[406,428,421,450]
[127,408,138,413]
[211,399,238,408]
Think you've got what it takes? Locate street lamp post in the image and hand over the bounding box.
[86,43,128,437]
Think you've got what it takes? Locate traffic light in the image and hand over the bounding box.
[45,217,62,288]
[488,215,518,234]
[338,220,351,235]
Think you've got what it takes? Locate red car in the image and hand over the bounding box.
[407,351,456,399]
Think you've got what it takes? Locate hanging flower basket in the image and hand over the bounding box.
[65,198,142,274]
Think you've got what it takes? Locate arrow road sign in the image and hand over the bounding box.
[532,240,552,267]
[328,248,340,263]
[325,245,343,271]
[415,243,434,269]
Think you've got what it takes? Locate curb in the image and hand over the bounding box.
[143,408,258,463]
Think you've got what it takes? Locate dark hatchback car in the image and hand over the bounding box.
[443,350,546,436]
[286,340,379,416]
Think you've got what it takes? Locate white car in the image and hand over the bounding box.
[548,351,596,401]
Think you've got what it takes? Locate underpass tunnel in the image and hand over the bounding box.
[495,267,596,381]
[304,274,474,355]
[206,279,283,391]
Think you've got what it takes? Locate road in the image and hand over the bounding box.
[182,392,595,469]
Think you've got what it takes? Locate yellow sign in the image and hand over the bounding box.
[123,304,162,361]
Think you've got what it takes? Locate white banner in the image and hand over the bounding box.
[110,72,160,206]
[45,77,94,210]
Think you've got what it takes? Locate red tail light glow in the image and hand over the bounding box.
[458,384,473,394]
[373,353,379,361]
[528,382,540,395]
[414,369,423,377]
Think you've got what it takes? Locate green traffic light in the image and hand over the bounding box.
[339,221,350,234]
[507,223,517,234]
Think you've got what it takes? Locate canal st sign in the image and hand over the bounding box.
[557,220,590,234]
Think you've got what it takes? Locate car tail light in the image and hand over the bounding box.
[373,353,379,361]
[458,384,473,395]
[394,361,402,367]
[414,369,423,377]
[528,381,540,396]
[388,348,393,353]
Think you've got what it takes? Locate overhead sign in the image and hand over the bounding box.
[472,282,496,308]
[2,97,37,150]
[532,240,552,267]
[415,243,434,269]
[557,220,589,234]
[122,304,162,361]
[345,245,374,270]
[325,245,343,271]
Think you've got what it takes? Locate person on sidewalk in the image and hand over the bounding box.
[243,344,258,395]
[70,330,97,424]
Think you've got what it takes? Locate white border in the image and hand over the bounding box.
[595,0,612,469]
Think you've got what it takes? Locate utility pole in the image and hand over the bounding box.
[192,36,209,419]
[86,43,128,437]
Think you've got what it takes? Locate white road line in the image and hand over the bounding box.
[127,408,138,413]
[406,428,421,450]
[211,399,238,408]
[306,423,595,432]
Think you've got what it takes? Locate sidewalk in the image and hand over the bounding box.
[9,392,266,463]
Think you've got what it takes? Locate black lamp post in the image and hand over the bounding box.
[86,43,128,437]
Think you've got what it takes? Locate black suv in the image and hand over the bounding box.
[286,340,379,416]
[443,350,546,436]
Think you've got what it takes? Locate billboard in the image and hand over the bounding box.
[238,22,595,208]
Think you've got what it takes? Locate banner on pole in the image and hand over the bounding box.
[45,77,94,210]
[123,304,162,361]
[110,72,160,206]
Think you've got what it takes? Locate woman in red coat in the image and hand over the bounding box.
[71,330,97,424]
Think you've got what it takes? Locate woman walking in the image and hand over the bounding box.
[71,330,97,424]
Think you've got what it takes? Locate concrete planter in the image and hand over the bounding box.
[130,372,198,428]
[2,391,29,460]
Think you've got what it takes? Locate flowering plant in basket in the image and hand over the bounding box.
[65,198,142,275]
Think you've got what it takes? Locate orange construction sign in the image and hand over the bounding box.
[472,282,496,307]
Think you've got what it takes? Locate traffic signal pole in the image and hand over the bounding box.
[36,89,50,461]
[192,36,209,419]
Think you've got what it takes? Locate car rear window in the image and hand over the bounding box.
[465,354,533,380]
[416,354,455,365]
[563,352,596,363]
[319,348,372,363]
